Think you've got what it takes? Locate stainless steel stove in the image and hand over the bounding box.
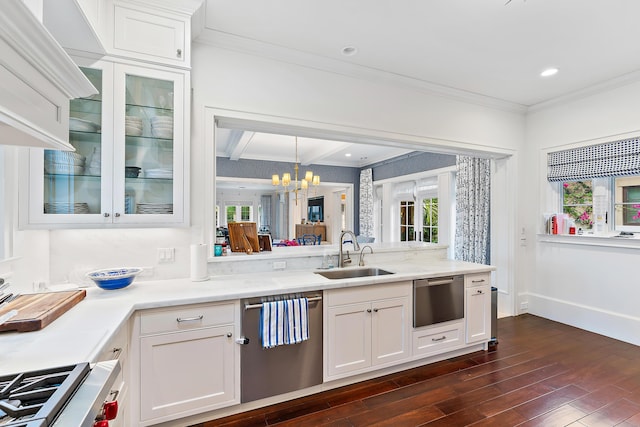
[0,361,120,427]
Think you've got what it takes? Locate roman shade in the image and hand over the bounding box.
[547,137,640,181]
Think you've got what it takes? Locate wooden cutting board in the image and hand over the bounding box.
[0,290,86,332]
[228,222,260,254]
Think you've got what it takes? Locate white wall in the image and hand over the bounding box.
[8,43,525,302]
[524,80,640,345]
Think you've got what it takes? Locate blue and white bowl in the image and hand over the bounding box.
[87,267,142,290]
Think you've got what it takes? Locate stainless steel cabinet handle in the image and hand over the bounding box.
[176,48,182,58]
[432,336,447,342]
[236,337,249,345]
[103,213,110,218]
[176,315,203,322]
[472,279,485,283]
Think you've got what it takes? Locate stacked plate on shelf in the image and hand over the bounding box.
[150,116,173,139]
[125,116,143,136]
[144,168,173,179]
[44,151,86,175]
[44,202,90,214]
[136,203,173,214]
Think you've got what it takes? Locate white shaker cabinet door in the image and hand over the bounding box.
[139,325,235,423]
[112,4,188,67]
[465,285,491,343]
[326,302,372,378]
[371,296,410,366]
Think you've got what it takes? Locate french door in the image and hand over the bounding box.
[399,196,438,243]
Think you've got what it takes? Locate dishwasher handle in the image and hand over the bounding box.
[236,336,250,345]
[414,277,456,287]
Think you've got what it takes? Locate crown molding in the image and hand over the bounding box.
[195,30,528,115]
[528,69,640,113]
[118,0,204,16]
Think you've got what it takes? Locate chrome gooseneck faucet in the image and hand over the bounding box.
[338,230,360,268]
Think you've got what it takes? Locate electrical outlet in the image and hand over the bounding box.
[273,261,286,270]
[157,248,175,263]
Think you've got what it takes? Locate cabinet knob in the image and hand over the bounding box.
[226,332,232,338]
[366,309,372,313]
[176,48,182,58]
[476,289,483,295]
[103,213,110,218]
[373,308,379,313]
[115,213,121,217]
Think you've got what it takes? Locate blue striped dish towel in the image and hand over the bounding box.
[261,298,309,348]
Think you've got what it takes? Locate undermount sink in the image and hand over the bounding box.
[315,267,394,280]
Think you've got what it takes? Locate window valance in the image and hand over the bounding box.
[547,137,640,182]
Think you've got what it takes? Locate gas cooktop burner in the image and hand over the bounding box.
[0,364,89,427]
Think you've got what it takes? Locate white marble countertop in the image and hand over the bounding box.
[0,258,494,375]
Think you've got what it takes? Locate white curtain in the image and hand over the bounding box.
[359,168,374,237]
[455,156,490,264]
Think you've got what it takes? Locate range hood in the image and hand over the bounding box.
[0,1,97,151]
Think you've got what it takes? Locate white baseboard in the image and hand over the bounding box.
[526,292,640,346]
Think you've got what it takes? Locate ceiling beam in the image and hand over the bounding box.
[300,140,349,166]
[226,130,255,160]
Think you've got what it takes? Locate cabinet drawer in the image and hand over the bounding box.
[140,303,235,335]
[412,321,463,357]
[113,4,187,66]
[325,281,411,307]
[465,272,491,288]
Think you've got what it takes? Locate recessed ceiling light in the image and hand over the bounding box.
[345,153,352,157]
[341,46,358,56]
[540,68,559,77]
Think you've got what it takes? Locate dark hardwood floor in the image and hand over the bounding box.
[193,314,640,426]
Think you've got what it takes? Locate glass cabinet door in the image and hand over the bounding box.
[122,74,174,217]
[43,67,104,217]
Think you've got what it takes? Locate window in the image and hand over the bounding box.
[558,177,640,233]
[614,176,640,230]
[399,200,414,241]
[562,181,593,230]
[422,197,438,243]
[225,204,253,224]
[240,206,251,221]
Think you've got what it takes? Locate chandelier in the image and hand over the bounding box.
[272,136,320,204]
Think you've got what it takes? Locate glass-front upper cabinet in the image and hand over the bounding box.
[22,60,188,228]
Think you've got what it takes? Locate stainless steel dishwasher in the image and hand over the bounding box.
[239,292,323,403]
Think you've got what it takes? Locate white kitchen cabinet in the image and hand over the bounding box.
[465,273,492,344]
[22,59,189,228]
[111,3,189,67]
[413,320,464,357]
[325,282,411,380]
[131,302,239,426]
[42,0,194,68]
